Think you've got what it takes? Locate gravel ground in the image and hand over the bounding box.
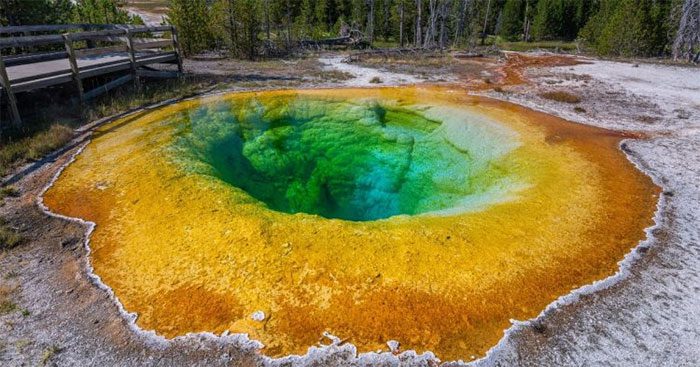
[1,53,698,366]
[319,56,427,86]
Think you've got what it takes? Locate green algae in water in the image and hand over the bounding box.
[171,96,520,221]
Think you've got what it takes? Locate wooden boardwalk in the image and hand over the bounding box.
[0,24,183,127]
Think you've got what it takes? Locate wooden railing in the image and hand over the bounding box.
[0,24,183,126]
[0,23,119,36]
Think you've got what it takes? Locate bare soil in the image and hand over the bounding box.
[180,56,354,89]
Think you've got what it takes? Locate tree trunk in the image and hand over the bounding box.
[453,0,469,47]
[228,0,237,53]
[438,0,450,48]
[285,0,292,47]
[481,0,491,45]
[415,0,422,46]
[423,0,437,48]
[248,10,256,60]
[523,0,530,42]
[399,1,405,46]
[264,0,271,40]
[383,0,391,41]
[367,0,375,44]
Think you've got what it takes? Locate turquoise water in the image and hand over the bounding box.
[171,96,517,221]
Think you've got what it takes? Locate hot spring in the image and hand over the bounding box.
[175,96,520,221]
[43,87,659,361]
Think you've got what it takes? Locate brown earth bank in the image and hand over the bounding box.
[1,51,698,366]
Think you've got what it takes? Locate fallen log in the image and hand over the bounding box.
[300,36,353,47]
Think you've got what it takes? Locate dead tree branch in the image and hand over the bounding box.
[673,0,700,62]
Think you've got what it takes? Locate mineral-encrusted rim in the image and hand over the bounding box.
[35,87,665,366]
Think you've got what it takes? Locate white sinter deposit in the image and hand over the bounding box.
[319,55,424,86]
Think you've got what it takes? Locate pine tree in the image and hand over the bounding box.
[532,0,591,41]
[415,0,422,46]
[297,0,315,37]
[532,0,564,40]
[0,0,74,25]
[167,0,213,56]
[580,0,672,57]
[238,0,260,59]
[351,0,366,31]
[315,0,330,33]
[499,0,524,41]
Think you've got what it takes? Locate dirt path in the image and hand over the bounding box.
[1,53,698,366]
[125,1,168,26]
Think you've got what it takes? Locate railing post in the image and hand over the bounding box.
[63,33,84,104]
[124,29,140,88]
[170,25,184,75]
[22,31,33,54]
[85,26,95,50]
[0,50,22,127]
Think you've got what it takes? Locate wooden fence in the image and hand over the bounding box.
[0,24,183,127]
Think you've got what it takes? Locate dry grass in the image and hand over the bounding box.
[15,339,31,351]
[0,299,17,315]
[498,40,578,52]
[0,283,17,315]
[320,69,354,81]
[638,115,660,124]
[0,186,19,201]
[40,345,61,366]
[0,124,74,176]
[84,77,207,122]
[540,91,582,103]
[0,218,23,250]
